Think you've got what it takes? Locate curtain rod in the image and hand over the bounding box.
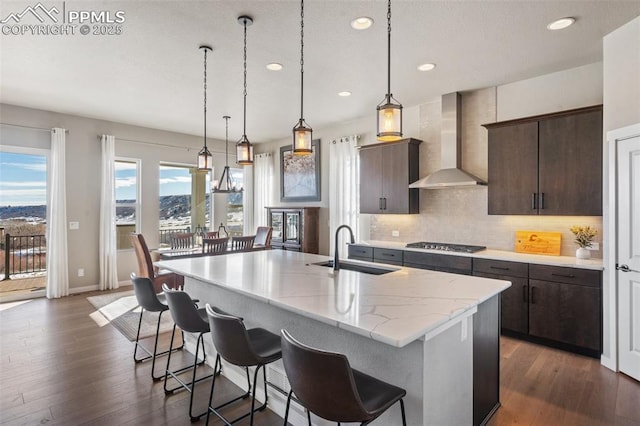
[1,123,69,133]
[97,134,228,155]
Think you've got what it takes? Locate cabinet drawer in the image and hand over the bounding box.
[373,248,403,266]
[403,251,472,273]
[473,259,528,278]
[529,264,601,288]
[348,245,373,261]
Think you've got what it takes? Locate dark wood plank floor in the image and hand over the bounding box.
[1,290,639,425]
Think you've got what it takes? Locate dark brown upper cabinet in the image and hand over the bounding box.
[483,106,603,216]
[359,138,421,214]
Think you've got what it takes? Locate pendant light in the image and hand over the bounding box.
[292,0,312,155]
[212,116,242,193]
[197,45,213,170]
[376,0,403,142]
[236,15,254,166]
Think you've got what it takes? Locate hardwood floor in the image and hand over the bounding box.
[1,290,639,425]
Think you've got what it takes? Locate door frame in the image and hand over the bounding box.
[0,144,50,303]
[604,122,640,371]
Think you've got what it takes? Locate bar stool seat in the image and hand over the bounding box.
[281,329,407,425]
[205,304,283,425]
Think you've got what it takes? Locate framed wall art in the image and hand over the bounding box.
[280,139,321,202]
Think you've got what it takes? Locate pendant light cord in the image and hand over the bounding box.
[299,0,304,120]
[203,48,208,149]
[243,19,248,137]
[387,0,391,96]
[224,115,229,166]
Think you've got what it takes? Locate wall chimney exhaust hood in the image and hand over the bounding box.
[409,92,487,189]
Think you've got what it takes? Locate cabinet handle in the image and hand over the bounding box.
[539,193,545,210]
[551,273,575,278]
[522,285,528,303]
[379,198,384,210]
[530,286,537,304]
[490,266,510,271]
[532,193,537,210]
[382,198,387,210]
[381,252,395,257]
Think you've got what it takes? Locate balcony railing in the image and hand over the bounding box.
[1,233,47,280]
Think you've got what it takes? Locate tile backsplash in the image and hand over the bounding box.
[369,87,603,258]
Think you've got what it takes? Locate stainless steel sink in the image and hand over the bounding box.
[311,260,397,275]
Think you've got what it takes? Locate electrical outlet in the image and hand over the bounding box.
[392,230,400,237]
[588,242,600,251]
[78,268,85,277]
[69,221,80,230]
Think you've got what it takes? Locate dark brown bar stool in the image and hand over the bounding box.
[162,284,216,422]
[205,304,282,425]
[281,329,407,426]
[131,274,184,380]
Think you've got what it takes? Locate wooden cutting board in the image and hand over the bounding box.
[515,231,562,256]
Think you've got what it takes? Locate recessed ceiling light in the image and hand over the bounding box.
[266,62,283,71]
[338,91,352,97]
[547,17,575,30]
[350,17,373,30]
[417,63,436,72]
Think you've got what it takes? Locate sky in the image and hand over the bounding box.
[0,152,240,206]
[0,151,47,206]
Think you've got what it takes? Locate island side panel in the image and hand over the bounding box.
[185,276,425,426]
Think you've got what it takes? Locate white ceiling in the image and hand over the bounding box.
[1,1,639,142]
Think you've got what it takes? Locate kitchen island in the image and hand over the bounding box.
[156,249,510,425]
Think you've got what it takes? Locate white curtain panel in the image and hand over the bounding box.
[99,135,118,290]
[46,128,69,299]
[329,135,360,256]
[243,165,254,235]
[253,153,274,229]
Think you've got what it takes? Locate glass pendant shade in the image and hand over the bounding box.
[293,119,313,155]
[236,136,253,165]
[376,95,403,142]
[197,146,213,170]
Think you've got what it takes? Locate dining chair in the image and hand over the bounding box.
[254,226,272,248]
[230,235,255,252]
[130,233,183,292]
[171,232,194,249]
[202,237,229,255]
[280,329,407,426]
[203,231,219,239]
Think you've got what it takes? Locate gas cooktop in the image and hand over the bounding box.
[405,242,487,253]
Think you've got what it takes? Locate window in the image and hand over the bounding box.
[159,164,210,246]
[226,168,244,236]
[115,159,140,249]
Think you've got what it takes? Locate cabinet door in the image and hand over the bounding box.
[359,147,383,214]
[283,211,301,245]
[382,143,409,214]
[529,279,601,351]
[487,122,539,214]
[269,211,284,243]
[538,109,603,215]
[474,272,528,334]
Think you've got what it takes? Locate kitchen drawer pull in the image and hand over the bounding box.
[540,193,545,210]
[380,252,396,257]
[522,285,527,303]
[379,198,384,210]
[532,193,537,210]
[490,266,510,271]
[551,273,576,278]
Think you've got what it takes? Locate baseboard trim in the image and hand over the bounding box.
[69,285,99,294]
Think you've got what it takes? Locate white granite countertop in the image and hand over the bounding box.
[156,250,510,348]
[355,240,604,271]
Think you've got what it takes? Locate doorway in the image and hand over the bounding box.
[0,149,48,302]
[610,123,640,381]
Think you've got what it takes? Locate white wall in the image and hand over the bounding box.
[601,15,640,370]
[0,103,233,288]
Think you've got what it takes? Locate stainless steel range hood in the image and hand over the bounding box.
[409,92,487,189]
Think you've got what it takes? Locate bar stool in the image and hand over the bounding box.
[205,304,282,425]
[162,284,216,422]
[280,329,407,426]
[131,274,184,380]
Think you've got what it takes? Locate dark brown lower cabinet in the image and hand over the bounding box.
[473,296,500,426]
[528,279,601,352]
[475,271,529,335]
